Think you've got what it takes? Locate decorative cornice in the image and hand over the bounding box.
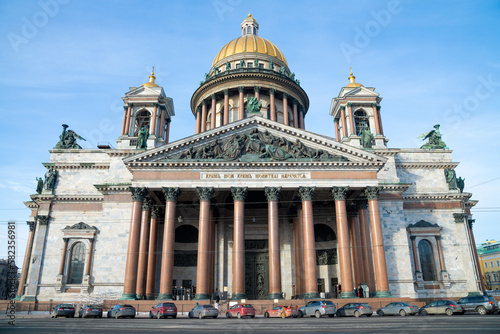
[24,201,39,209]
[42,163,110,170]
[162,187,180,202]
[379,183,412,193]
[95,183,132,193]
[331,186,349,201]
[130,187,147,202]
[264,187,281,201]
[197,187,214,201]
[51,196,103,202]
[407,220,440,229]
[298,186,315,201]
[395,162,459,169]
[107,151,135,157]
[402,193,471,202]
[365,186,380,200]
[231,187,247,201]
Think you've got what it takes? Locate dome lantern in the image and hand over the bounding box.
[241,13,259,36]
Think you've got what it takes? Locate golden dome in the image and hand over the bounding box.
[142,67,159,87]
[243,13,257,23]
[212,35,288,66]
[345,67,362,88]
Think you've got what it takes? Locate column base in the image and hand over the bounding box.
[21,295,36,301]
[231,293,247,300]
[194,293,210,300]
[374,291,392,298]
[119,293,137,300]
[146,294,156,300]
[303,292,319,299]
[268,293,283,300]
[157,294,173,300]
[340,291,357,299]
[136,294,145,300]
[13,295,22,301]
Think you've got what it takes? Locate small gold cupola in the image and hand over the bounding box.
[241,12,259,36]
[142,67,159,87]
[345,67,363,88]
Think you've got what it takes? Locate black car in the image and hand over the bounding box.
[107,304,136,319]
[457,295,498,315]
[51,304,75,318]
[78,304,103,318]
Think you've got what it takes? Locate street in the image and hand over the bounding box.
[2,314,500,334]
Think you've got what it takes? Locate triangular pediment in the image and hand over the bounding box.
[340,86,379,98]
[125,85,165,98]
[123,116,387,169]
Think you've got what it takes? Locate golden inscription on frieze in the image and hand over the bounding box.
[201,173,309,180]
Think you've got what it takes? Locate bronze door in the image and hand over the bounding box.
[245,240,269,299]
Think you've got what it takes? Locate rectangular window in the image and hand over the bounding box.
[247,63,253,68]
[259,63,264,69]
[236,64,241,69]
[485,262,488,268]
[497,260,500,266]
[491,261,494,267]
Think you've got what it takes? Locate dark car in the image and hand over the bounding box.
[78,304,103,318]
[419,300,463,316]
[188,305,218,319]
[107,304,136,319]
[457,295,497,315]
[298,300,336,318]
[376,302,419,316]
[226,303,256,318]
[51,304,75,318]
[149,302,177,319]
[336,303,373,318]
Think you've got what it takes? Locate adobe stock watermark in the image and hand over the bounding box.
[213,0,244,21]
[443,74,499,129]
[339,0,403,63]
[7,0,71,53]
[7,221,17,326]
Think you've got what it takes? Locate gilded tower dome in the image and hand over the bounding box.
[212,14,288,66]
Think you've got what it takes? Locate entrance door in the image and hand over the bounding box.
[245,240,269,300]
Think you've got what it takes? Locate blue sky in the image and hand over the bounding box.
[0,0,499,266]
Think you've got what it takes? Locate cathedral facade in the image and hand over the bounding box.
[16,15,483,302]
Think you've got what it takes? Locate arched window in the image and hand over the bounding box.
[418,239,437,281]
[354,109,369,135]
[175,225,199,243]
[68,242,86,284]
[206,112,212,130]
[134,109,151,136]
[314,224,337,242]
[247,26,251,34]
[493,272,497,282]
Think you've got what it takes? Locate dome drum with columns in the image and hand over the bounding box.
[191,14,308,133]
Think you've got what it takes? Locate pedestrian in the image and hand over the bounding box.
[364,285,370,298]
[213,289,220,310]
[358,286,364,298]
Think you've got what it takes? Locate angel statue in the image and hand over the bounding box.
[359,125,374,149]
[136,126,149,149]
[417,124,448,149]
[246,96,262,114]
[54,124,86,149]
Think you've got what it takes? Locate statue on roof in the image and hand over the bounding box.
[279,66,286,75]
[54,124,86,149]
[240,59,245,68]
[204,73,210,81]
[225,61,231,71]
[43,167,57,192]
[213,66,220,75]
[360,125,374,149]
[36,177,43,194]
[268,58,273,70]
[289,72,295,80]
[136,126,149,149]
[444,167,458,190]
[246,96,262,114]
[456,176,465,193]
[418,124,448,149]
[254,59,259,68]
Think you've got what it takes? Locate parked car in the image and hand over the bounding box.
[51,304,75,318]
[376,302,419,317]
[107,304,136,319]
[188,305,218,319]
[78,304,103,318]
[149,302,177,319]
[457,295,497,315]
[226,303,256,318]
[418,300,463,316]
[336,303,373,318]
[264,305,299,318]
[298,300,336,318]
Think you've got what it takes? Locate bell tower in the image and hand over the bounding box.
[117,68,175,149]
[329,69,386,149]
